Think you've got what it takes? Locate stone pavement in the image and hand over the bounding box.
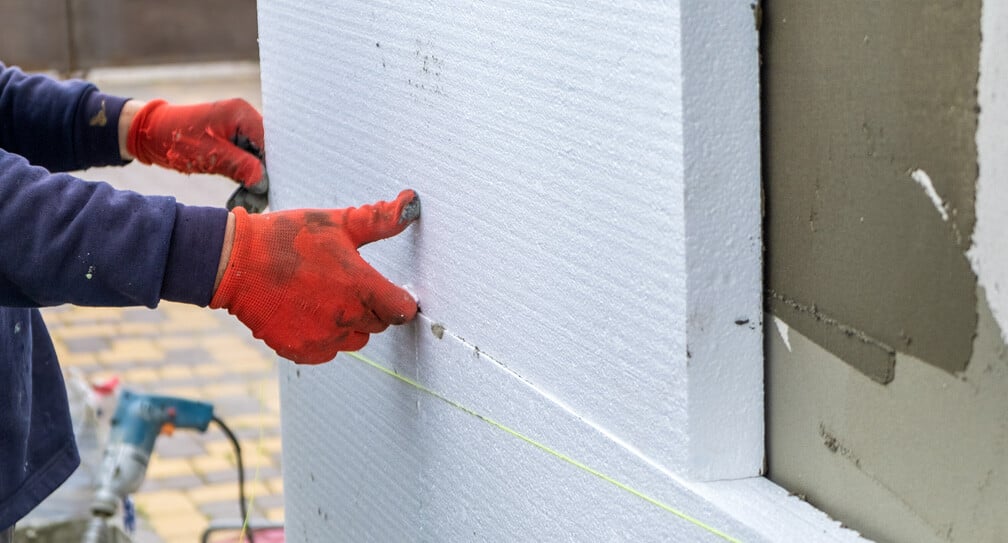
[40,62,283,543]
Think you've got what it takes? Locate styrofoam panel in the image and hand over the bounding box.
[260,0,771,538]
[279,313,865,542]
[280,315,761,542]
[259,0,689,472]
[681,1,764,478]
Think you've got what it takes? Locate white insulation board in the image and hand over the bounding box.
[256,0,847,540]
[260,0,692,467]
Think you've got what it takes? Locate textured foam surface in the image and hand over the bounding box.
[260,0,689,475]
[257,0,853,540]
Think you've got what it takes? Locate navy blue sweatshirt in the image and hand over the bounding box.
[0,63,228,528]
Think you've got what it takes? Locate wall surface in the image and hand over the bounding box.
[258,1,857,540]
[763,0,980,384]
[0,2,69,70]
[0,0,259,73]
[764,2,1008,542]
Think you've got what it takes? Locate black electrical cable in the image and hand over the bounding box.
[212,415,256,543]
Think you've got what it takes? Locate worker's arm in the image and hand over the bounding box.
[0,62,265,190]
[0,62,417,363]
[0,148,225,308]
[0,147,418,362]
[0,62,129,171]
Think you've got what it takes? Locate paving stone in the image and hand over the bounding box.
[145,457,194,479]
[264,476,284,496]
[234,425,281,442]
[197,499,247,520]
[41,305,71,316]
[253,493,285,510]
[188,480,271,505]
[160,365,199,380]
[63,335,110,353]
[190,455,235,476]
[157,336,201,350]
[213,395,268,417]
[122,367,161,383]
[193,363,233,379]
[133,489,201,517]
[156,375,208,390]
[140,474,204,492]
[147,512,208,540]
[63,361,104,374]
[130,526,167,543]
[162,316,221,333]
[265,507,285,522]
[246,436,282,457]
[222,413,280,430]
[202,469,240,486]
[100,357,154,370]
[58,323,118,339]
[123,307,168,323]
[63,307,124,323]
[163,347,213,366]
[198,498,284,523]
[143,357,170,369]
[156,385,205,399]
[154,434,206,458]
[202,464,281,485]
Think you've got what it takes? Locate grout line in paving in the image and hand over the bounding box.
[41,300,283,541]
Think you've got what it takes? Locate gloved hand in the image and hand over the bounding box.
[211,189,421,364]
[126,99,267,194]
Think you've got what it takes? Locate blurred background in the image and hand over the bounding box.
[2,3,285,543]
[0,0,258,75]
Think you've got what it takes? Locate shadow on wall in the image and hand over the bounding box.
[0,0,259,74]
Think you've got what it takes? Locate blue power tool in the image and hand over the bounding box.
[84,390,214,542]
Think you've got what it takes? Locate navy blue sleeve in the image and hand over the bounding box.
[0,62,129,172]
[0,149,227,308]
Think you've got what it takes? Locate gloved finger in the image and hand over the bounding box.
[230,131,269,196]
[278,343,335,365]
[354,259,418,325]
[215,98,265,152]
[350,313,390,334]
[214,146,268,189]
[274,329,368,365]
[336,331,371,352]
[246,165,269,195]
[344,189,421,248]
[327,296,389,333]
[233,132,265,160]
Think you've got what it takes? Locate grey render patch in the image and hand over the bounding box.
[761,0,981,382]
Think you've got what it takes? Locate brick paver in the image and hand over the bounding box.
[42,302,283,543]
[34,62,282,543]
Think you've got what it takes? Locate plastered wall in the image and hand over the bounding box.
[763,0,980,384]
[764,2,1008,542]
[258,1,781,540]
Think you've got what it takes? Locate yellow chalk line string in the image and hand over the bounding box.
[345,351,741,543]
[239,377,268,542]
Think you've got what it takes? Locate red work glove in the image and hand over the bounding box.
[210,190,421,364]
[127,99,267,193]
